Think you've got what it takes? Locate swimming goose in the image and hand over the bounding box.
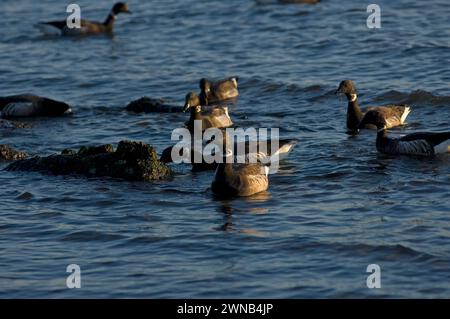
[183,92,233,132]
[0,95,71,118]
[335,80,411,132]
[359,110,450,156]
[212,137,269,197]
[160,138,297,171]
[199,77,239,105]
[40,2,130,36]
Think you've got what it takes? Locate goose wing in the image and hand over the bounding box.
[395,139,434,156]
[212,77,239,100]
[0,95,40,117]
[400,132,450,146]
[232,164,269,196]
[79,20,105,33]
[208,107,233,128]
[41,19,104,34]
[246,138,297,163]
[0,95,39,107]
[363,104,411,128]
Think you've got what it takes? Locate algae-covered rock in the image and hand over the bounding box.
[78,144,114,157]
[0,119,29,129]
[126,97,182,113]
[5,140,171,181]
[0,145,28,161]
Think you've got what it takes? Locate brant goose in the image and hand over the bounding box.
[359,110,450,156]
[160,138,297,171]
[183,92,233,132]
[40,2,130,36]
[212,135,269,197]
[199,77,239,105]
[335,80,411,132]
[0,95,71,118]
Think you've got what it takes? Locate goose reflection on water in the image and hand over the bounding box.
[213,194,270,236]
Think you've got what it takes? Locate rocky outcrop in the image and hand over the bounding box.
[126,97,182,113]
[0,145,28,161]
[5,140,171,181]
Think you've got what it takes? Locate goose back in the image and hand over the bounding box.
[213,162,269,197]
[200,77,239,104]
[0,95,70,118]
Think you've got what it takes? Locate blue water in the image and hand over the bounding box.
[1,0,450,298]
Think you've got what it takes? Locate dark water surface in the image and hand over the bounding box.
[1,0,450,298]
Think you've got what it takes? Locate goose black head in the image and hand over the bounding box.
[160,146,174,163]
[40,98,71,116]
[112,2,131,15]
[183,92,201,112]
[335,80,357,95]
[357,110,387,130]
[199,78,213,94]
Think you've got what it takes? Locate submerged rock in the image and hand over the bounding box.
[0,119,29,129]
[5,140,171,181]
[0,145,28,161]
[126,97,182,113]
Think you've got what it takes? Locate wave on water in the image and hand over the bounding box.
[374,90,450,106]
[278,239,438,262]
[243,76,324,94]
[61,230,126,242]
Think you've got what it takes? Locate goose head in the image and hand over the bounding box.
[183,92,201,112]
[40,98,71,115]
[160,146,174,163]
[112,2,131,15]
[357,110,387,131]
[335,80,357,100]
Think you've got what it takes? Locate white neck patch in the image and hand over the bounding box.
[349,94,357,102]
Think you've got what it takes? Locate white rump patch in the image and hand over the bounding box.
[263,166,269,177]
[435,140,450,154]
[400,106,411,124]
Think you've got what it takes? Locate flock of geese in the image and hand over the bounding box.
[1,2,450,198]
